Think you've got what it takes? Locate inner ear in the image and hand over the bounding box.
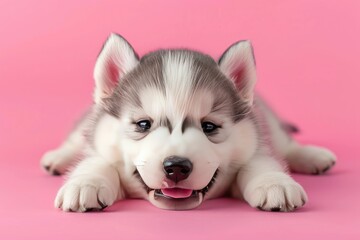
[93,33,139,104]
[218,40,257,106]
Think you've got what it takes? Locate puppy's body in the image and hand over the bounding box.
[42,34,336,212]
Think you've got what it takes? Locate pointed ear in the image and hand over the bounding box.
[218,40,257,106]
[93,33,139,104]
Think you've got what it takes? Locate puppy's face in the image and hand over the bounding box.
[94,34,257,210]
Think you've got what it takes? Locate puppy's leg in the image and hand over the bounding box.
[257,97,337,175]
[41,114,89,175]
[285,143,336,175]
[55,156,122,212]
[41,128,85,175]
[271,122,336,174]
[236,155,307,212]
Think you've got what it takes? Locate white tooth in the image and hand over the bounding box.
[198,193,204,204]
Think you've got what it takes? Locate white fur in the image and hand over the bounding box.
[41,121,86,175]
[256,96,336,174]
[236,154,308,211]
[93,33,139,103]
[162,51,199,120]
[286,145,336,174]
[123,88,221,191]
[54,156,120,211]
[41,34,336,212]
[219,40,257,105]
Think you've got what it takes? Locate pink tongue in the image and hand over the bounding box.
[161,188,193,198]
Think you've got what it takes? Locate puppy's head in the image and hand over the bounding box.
[93,34,257,210]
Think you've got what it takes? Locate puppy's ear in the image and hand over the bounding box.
[218,40,257,106]
[93,33,139,104]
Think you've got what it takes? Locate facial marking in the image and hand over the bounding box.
[119,49,246,147]
[162,51,195,121]
[181,117,193,133]
[115,49,253,212]
[160,117,172,133]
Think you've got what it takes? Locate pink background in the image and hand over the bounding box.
[1,0,359,239]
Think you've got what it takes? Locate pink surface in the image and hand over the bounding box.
[1,0,359,239]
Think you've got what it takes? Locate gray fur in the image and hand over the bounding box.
[103,49,250,124]
[42,35,336,212]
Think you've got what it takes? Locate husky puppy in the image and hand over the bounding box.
[41,33,336,212]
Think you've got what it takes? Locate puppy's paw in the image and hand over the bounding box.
[244,172,308,212]
[41,149,74,175]
[55,175,117,212]
[288,145,337,175]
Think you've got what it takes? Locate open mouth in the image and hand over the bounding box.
[154,188,197,199]
[135,169,218,210]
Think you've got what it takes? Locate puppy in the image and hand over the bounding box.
[41,33,336,212]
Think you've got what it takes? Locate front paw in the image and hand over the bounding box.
[243,172,308,212]
[41,149,70,176]
[55,175,117,212]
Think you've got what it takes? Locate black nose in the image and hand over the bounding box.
[163,156,193,183]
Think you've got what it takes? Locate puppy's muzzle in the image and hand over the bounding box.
[163,156,192,183]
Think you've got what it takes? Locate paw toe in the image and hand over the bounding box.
[41,150,69,176]
[289,146,337,175]
[55,177,116,212]
[270,207,281,212]
[52,170,61,176]
[312,162,335,175]
[246,174,307,212]
[97,199,108,209]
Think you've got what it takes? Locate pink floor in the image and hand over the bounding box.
[1,1,360,239]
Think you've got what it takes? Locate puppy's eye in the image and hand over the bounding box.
[201,122,219,134]
[136,120,152,132]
